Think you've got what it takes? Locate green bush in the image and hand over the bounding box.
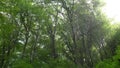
[12,60,33,68]
[96,46,120,68]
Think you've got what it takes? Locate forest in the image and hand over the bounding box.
[0,0,120,68]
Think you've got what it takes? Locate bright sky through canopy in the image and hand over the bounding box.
[102,0,120,24]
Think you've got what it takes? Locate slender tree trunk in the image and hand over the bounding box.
[30,34,38,63]
[21,34,29,59]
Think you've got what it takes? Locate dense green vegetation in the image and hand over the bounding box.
[0,0,120,68]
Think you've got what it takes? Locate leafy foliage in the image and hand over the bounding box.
[0,0,119,68]
[96,46,120,68]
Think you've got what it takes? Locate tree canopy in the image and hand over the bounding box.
[0,0,120,68]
